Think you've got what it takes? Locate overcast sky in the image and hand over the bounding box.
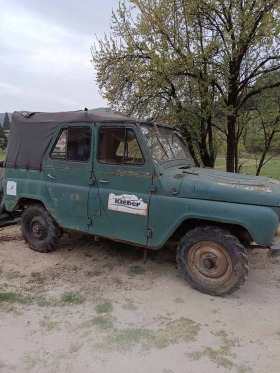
[0,0,118,112]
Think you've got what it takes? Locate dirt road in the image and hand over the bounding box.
[0,224,279,373]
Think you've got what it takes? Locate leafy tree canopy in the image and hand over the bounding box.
[0,125,7,149]
[3,112,11,131]
[92,0,280,171]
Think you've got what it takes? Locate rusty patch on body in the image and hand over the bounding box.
[218,182,272,193]
[70,194,81,201]
[105,170,151,178]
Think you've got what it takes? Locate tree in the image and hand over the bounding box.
[3,112,11,131]
[92,0,280,171]
[92,0,220,167]
[201,0,280,172]
[0,125,7,150]
[244,72,280,175]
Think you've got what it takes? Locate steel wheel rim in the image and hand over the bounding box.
[30,217,47,241]
[186,240,233,286]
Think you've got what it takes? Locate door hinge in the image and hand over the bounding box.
[89,178,95,185]
[87,218,92,225]
[147,228,153,237]
[150,185,156,193]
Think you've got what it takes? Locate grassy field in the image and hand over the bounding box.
[0,148,279,180]
[0,150,5,179]
[0,149,5,160]
[215,156,280,180]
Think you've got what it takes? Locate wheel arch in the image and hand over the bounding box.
[148,197,279,248]
[15,198,58,221]
[16,197,46,210]
[169,219,253,246]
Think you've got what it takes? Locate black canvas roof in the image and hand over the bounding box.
[12,109,136,124]
[4,109,138,170]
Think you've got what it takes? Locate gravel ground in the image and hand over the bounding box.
[0,224,280,373]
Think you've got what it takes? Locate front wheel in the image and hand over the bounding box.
[21,204,61,252]
[176,226,249,296]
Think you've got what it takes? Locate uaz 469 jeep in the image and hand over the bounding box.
[2,110,280,296]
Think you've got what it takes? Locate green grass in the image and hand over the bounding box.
[0,291,32,304]
[101,317,200,352]
[0,149,5,180]
[107,328,155,349]
[187,330,252,372]
[31,272,41,278]
[0,290,57,309]
[127,265,145,277]
[215,156,280,180]
[0,149,5,160]
[95,300,113,314]
[6,271,25,280]
[91,315,114,330]
[152,318,201,349]
[61,292,85,305]
[85,271,102,277]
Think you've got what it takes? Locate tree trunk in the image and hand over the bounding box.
[197,110,216,168]
[226,115,236,172]
[256,130,276,175]
[180,128,200,167]
[188,140,200,167]
[234,140,239,173]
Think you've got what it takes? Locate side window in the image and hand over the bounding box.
[51,129,67,159]
[50,127,91,162]
[98,127,144,165]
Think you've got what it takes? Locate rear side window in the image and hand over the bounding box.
[98,127,144,165]
[50,127,91,162]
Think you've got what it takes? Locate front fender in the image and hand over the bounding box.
[148,196,279,248]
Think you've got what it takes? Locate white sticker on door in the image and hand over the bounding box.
[108,193,148,216]
[7,181,17,196]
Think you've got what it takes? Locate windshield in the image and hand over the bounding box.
[140,124,194,165]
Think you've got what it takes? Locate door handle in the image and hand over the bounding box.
[99,180,109,184]
[47,173,56,180]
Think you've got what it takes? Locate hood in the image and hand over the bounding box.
[178,167,280,207]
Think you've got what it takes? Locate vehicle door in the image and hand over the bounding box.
[92,124,153,245]
[43,124,93,232]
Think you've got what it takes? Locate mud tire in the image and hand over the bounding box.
[21,204,61,253]
[176,226,249,296]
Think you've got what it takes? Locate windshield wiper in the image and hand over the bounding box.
[178,165,191,169]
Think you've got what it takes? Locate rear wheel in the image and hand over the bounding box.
[21,204,61,252]
[176,226,249,296]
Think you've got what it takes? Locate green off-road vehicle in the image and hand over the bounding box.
[1,109,280,296]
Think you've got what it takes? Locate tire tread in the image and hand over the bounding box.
[21,204,61,253]
[176,226,249,296]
